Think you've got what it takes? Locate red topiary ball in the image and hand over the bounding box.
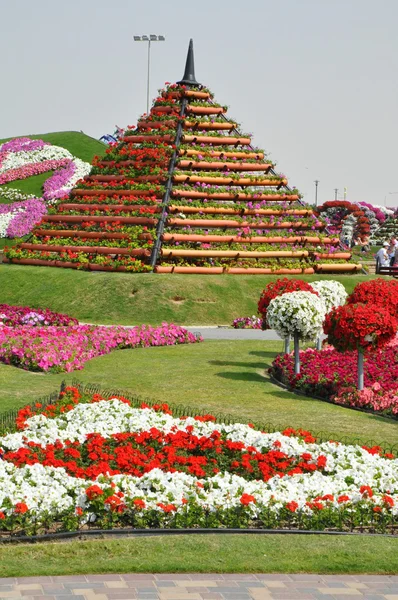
[347,279,398,317]
[324,302,398,352]
[258,278,318,329]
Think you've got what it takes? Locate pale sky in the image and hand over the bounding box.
[1,0,398,207]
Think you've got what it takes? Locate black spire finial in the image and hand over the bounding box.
[177,39,200,86]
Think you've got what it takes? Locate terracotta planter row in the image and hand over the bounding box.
[87,175,163,183]
[315,263,362,272]
[58,204,161,212]
[184,121,235,131]
[186,105,225,115]
[172,175,287,187]
[171,190,299,202]
[155,266,315,275]
[3,257,133,272]
[43,215,157,225]
[122,135,174,143]
[316,253,352,260]
[177,160,272,172]
[19,243,150,257]
[152,105,225,116]
[168,205,312,217]
[167,218,323,229]
[34,229,132,240]
[72,190,159,198]
[161,249,309,259]
[163,90,210,100]
[179,149,264,160]
[161,234,337,244]
[137,120,235,131]
[182,135,251,146]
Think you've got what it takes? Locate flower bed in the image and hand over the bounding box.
[0,304,78,327]
[0,323,201,372]
[232,316,262,329]
[270,338,398,417]
[0,386,396,536]
[0,137,91,238]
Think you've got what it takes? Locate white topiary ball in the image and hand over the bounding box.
[309,280,348,313]
[266,291,326,340]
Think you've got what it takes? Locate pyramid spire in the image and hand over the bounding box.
[177,39,200,86]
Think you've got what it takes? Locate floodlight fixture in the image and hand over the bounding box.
[133,34,166,113]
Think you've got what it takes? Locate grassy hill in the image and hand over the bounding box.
[0,131,104,198]
[0,265,379,325]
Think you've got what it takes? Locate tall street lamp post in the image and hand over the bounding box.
[133,34,165,115]
[334,188,338,200]
[314,180,319,206]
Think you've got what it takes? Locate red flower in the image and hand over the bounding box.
[286,501,298,512]
[133,498,146,509]
[0,511,5,519]
[85,485,104,500]
[14,502,28,514]
[337,495,350,504]
[240,493,256,505]
[359,485,373,498]
[382,494,394,508]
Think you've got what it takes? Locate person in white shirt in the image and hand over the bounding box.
[376,242,390,269]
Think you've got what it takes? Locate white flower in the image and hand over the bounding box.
[266,291,326,340]
[310,280,348,313]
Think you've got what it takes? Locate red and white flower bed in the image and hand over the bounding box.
[0,388,396,534]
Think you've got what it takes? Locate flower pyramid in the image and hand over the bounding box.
[5,41,362,274]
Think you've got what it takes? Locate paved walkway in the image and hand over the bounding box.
[1,574,398,600]
[184,327,283,341]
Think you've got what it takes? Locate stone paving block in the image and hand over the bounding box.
[0,592,24,598]
[31,597,55,600]
[158,591,202,597]
[185,576,225,582]
[52,578,88,584]
[175,582,218,588]
[155,577,191,582]
[269,593,315,600]
[15,586,43,592]
[200,594,224,600]
[40,588,66,594]
[17,581,52,586]
[318,589,362,596]
[237,582,266,588]
[260,582,287,589]
[106,592,138,599]
[155,583,177,588]
[248,591,273,600]
[66,584,107,591]
[346,584,369,590]
[361,596,388,600]
[105,583,129,589]
[385,596,398,600]
[86,577,122,583]
[221,593,252,599]
[222,575,259,581]
[122,577,156,582]
[290,575,325,582]
[0,581,17,586]
[255,576,292,582]
[127,584,156,590]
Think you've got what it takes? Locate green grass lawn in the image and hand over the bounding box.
[1,340,396,446]
[0,266,383,326]
[1,340,397,574]
[1,534,397,576]
[0,131,105,163]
